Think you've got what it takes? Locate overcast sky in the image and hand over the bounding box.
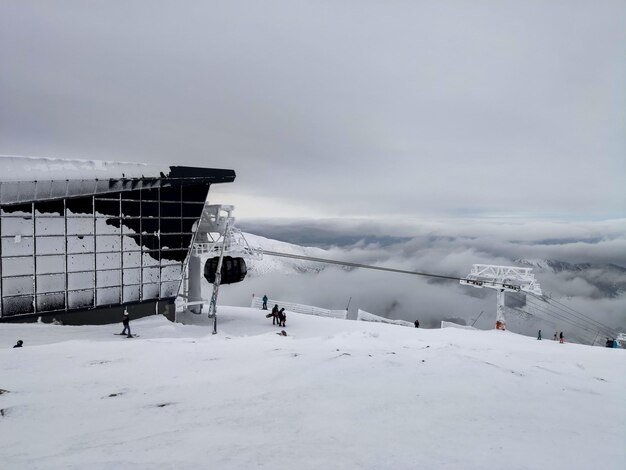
[1,1,625,220]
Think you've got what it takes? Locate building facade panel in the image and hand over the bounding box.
[0,159,235,323]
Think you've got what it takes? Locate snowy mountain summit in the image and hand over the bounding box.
[1,307,624,469]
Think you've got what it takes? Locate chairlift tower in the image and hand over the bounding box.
[180,204,260,333]
[460,264,542,330]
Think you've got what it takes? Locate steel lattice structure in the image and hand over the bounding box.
[460,264,542,330]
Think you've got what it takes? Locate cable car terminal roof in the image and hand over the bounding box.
[0,156,236,205]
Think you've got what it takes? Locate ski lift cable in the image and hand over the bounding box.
[526,292,608,329]
[261,250,469,283]
[510,292,607,337]
[521,296,560,330]
[509,299,598,340]
[522,293,617,337]
[525,305,559,329]
[523,305,596,335]
[261,249,612,336]
[515,294,604,333]
[514,306,597,344]
[528,292,618,334]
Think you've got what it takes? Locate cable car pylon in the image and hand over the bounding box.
[181,204,260,333]
[460,264,542,330]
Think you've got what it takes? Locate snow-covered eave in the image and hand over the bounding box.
[0,155,235,182]
[0,156,235,205]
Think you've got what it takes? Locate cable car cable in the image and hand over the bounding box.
[261,249,613,337]
[510,292,608,338]
[522,294,617,337]
[528,292,617,334]
[262,250,468,283]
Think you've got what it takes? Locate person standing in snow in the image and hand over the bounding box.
[414,320,420,328]
[262,295,268,310]
[559,332,564,343]
[553,332,558,341]
[537,330,542,340]
[278,308,286,327]
[121,310,132,337]
[13,340,23,348]
[271,304,279,325]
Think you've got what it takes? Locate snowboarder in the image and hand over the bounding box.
[414,320,420,328]
[605,338,613,348]
[553,332,558,341]
[271,304,279,325]
[121,310,132,337]
[277,308,286,327]
[559,331,564,344]
[13,340,23,348]
[262,295,268,310]
[537,330,542,340]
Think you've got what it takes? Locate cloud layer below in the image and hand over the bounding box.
[217,217,626,343]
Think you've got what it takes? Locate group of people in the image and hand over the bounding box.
[270,305,286,327]
[537,330,565,343]
[539,330,621,348]
[261,295,286,327]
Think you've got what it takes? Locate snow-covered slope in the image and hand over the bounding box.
[1,309,624,470]
[241,232,329,276]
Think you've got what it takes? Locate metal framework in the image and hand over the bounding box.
[460,264,542,330]
[180,205,260,333]
[0,165,236,323]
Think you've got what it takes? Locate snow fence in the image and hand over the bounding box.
[251,296,347,320]
[440,321,477,330]
[357,309,415,327]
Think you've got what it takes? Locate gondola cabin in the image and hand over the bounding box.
[204,256,247,285]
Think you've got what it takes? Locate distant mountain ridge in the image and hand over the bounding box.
[515,258,626,297]
[515,258,626,273]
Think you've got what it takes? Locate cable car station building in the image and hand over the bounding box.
[0,156,235,324]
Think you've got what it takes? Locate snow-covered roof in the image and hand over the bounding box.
[0,156,235,205]
[0,155,168,181]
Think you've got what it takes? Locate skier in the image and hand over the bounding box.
[553,332,558,341]
[537,330,542,340]
[262,295,268,310]
[271,304,279,325]
[559,332,564,344]
[277,308,286,327]
[414,320,420,328]
[121,310,132,337]
[13,340,23,348]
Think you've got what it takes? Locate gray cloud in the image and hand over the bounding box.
[2,1,624,341]
[2,1,625,218]
[240,217,626,266]
[216,217,626,343]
